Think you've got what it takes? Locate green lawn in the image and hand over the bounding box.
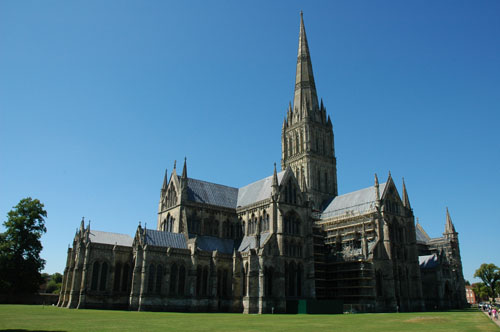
[0,305,498,332]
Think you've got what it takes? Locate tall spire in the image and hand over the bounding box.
[181,157,187,179]
[161,168,168,192]
[445,207,456,234]
[294,11,318,115]
[402,177,411,209]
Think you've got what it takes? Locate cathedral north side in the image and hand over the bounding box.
[57,14,466,314]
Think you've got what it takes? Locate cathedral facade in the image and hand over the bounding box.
[57,14,466,314]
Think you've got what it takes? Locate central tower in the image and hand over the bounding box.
[281,13,338,209]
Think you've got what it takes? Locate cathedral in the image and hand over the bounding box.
[57,13,466,314]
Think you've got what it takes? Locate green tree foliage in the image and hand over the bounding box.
[474,263,500,300]
[43,272,63,294]
[472,282,489,302]
[0,198,47,294]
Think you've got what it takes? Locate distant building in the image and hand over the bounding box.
[57,13,466,313]
[465,286,476,305]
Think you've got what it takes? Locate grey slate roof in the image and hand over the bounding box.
[237,232,271,252]
[419,254,439,269]
[195,236,235,254]
[320,183,387,220]
[416,223,431,243]
[145,229,187,249]
[237,171,285,207]
[89,230,133,247]
[187,178,238,209]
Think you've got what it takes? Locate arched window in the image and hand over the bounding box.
[99,262,108,291]
[217,269,222,297]
[243,263,248,296]
[288,261,296,297]
[156,265,163,293]
[170,263,177,295]
[300,132,304,153]
[113,263,122,292]
[284,262,289,297]
[265,267,273,297]
[196,266,202,296]
[91,261,100,291]
[178,265,186,296]
[121,264,130,292]
[297,264,303,297]
[202,266,209,296]
[222,269,228,297]
[148,264,156,293]
[376,270,383,297]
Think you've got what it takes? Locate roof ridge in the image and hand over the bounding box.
[188,177,238,191]
[336,182,387,198]
[90,229,132,237]
[239,170,286,190]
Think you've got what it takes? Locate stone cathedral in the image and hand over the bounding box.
[57,14,466,314]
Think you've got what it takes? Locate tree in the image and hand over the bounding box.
[0,197,47,294]
[472,282,489,302]
[474,263,500,301]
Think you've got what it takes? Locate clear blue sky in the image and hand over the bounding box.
[1,1,499,284]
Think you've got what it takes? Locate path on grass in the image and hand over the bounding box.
[482,311,500,328]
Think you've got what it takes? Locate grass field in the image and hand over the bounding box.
[0,305,498,332]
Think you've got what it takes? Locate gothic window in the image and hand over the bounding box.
[121,264,130,292]
[113,263,122,292]
[284,262,289,297]
[288,261,296,297]
[91,261,100,291]
[196,266,202,296]
[295,135,299,154]
[376,270,383,296]
[297,264,303,297]
[170,263,177,295]
[148,264,156,293]
[317,169,321,190]
[324,172,328,192]
[156,265,163,293]
[99,262,108,291]
[202,266,209,296]
[217,269,222,297]
[243,263,248,296]
[167,186,177,208]
[222,269,229,297]
[300,131,304,153]
[178,265,186,295]
[265,267,273,297]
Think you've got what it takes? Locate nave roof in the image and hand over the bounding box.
[88,230,134,247]
[320,183,387,219]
